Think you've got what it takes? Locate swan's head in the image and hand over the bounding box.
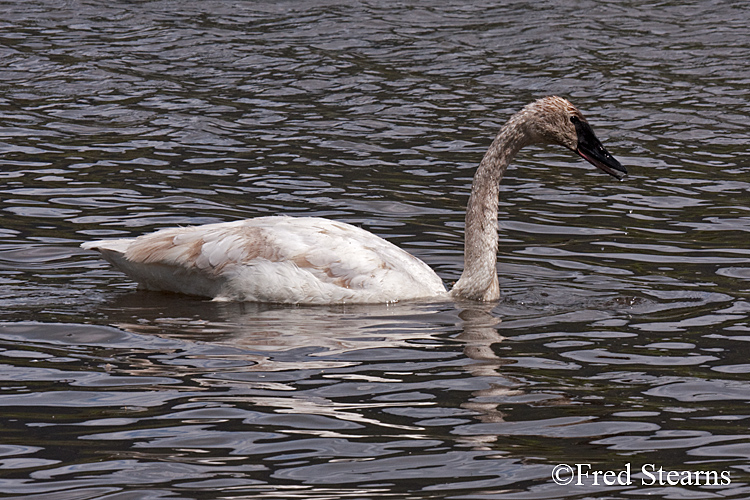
[522,96,627,180]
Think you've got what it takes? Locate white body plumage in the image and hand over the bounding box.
[82,216,448,304]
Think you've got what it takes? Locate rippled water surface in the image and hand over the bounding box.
[1,1,750,498]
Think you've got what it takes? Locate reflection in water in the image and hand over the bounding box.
[455,304,516,448]
[2,286,750,497]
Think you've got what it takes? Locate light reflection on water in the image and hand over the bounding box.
[2,0,750,498]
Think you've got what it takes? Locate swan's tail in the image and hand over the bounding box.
[81,239,132,254]
[81,237,224,297]
[81,239,135,271]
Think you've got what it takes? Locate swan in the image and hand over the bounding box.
[81,96,626,304]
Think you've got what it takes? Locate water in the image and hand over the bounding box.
[1,0,750,498]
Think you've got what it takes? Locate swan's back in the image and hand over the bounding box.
[82,216,447,304]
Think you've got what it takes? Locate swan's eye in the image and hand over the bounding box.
[570,116,580,124]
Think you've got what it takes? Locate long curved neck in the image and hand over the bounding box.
[451,117,532,301]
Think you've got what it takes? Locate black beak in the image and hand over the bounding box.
[572,117,627,180]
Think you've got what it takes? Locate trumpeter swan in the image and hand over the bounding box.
[81,96,626,304]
